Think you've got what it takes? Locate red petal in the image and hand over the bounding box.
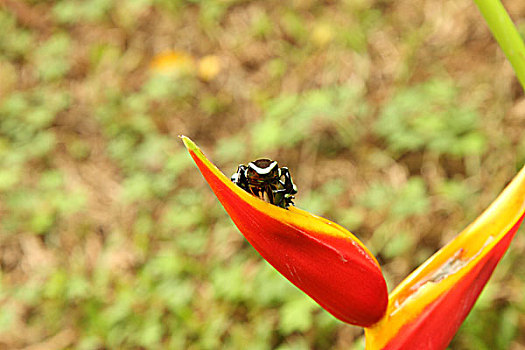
[381,216,522,350]
[182,136,388,327]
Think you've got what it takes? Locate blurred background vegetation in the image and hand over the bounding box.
[0,0,524,349]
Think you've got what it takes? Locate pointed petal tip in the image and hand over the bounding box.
[180,135,197,151]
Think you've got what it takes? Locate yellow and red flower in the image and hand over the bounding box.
[182,136,525,349]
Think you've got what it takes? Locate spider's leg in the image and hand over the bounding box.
[231,164,249,191]
[280,167,297,194]
[265,185,274,204]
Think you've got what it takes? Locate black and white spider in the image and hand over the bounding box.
[231,159,297,209]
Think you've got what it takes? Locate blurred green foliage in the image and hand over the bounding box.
[253,85,368,154]
[376,80,486,157]
[0,0,524,349]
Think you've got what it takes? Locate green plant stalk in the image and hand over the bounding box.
[473,0,525,90]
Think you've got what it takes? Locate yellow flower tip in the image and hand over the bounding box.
[180,135,198,151]
[198,55,222,81]
[180,136,204,166]
[179,135,190,148]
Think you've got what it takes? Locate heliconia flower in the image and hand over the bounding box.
[365,165,525,350]
[182,135,525,348]
[181,136,388,327]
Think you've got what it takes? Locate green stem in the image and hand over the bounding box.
[474,0,525,90]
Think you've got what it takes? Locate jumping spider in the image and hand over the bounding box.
[231,159,297,209]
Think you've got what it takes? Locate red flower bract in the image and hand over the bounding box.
[380,216,523,350]
[182,136,388,327]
